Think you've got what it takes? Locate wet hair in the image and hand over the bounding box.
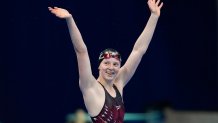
[98,48,122,65]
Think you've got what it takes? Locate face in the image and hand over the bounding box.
[99,58,121,82]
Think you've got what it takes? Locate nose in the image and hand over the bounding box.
[108,64,114,69]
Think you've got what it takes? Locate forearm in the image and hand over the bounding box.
[66,16,87,53]
[133,13,159,54]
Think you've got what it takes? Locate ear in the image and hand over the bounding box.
[98,60,103,70]
[98,64,101,70]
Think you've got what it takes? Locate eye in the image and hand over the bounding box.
[104,61,109,65]
[113,63,119,67]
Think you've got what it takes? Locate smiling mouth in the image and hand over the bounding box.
[106,71,115,76]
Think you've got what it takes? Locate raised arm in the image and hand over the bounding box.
[48,7,96,90]
[117,0,163,87]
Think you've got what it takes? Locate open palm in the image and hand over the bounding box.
[147,0,163,16]
[48,7,72,18]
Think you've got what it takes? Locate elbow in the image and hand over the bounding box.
[133,46,148,56]
[74,45,88,54]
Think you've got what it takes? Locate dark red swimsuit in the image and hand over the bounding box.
[91,83,125,123]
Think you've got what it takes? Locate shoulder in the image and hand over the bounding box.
[114,80,124,96]
[80,81,106,117]
[80,80,104,97]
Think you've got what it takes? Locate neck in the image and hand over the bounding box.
[97,77,114,88]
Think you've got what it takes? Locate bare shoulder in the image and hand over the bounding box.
[114,79,124,96]
[80,81,106,116]
[80,80,102,96]
[79,76,97,93]
[114,67,127,89]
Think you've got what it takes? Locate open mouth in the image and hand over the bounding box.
[106,71,115,76]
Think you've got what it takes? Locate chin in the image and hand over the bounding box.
[105,76,115,81]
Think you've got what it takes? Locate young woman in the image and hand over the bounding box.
[48,0,163,122]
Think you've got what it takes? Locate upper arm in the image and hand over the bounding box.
[117,50,144,87]
[75,49,96,91]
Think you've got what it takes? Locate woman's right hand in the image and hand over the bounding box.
[48,7,72,18]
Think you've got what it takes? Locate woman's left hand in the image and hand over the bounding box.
[147,0,163,16]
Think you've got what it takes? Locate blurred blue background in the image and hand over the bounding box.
[0,0,217,123]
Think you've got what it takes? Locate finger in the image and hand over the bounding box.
[48,7,53,11]
[148,0,152,4]
[156,0,160,6]
[158,2,163,9]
